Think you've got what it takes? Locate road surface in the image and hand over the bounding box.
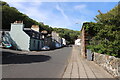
[1,47,72,78]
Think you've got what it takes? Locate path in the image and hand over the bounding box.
[62,45,116,80]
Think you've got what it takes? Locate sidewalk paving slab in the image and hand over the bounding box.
[62,45,117,80]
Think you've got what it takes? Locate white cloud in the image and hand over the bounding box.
[74,4,95,17]
[24,7,48,21]
[29,1,42,6]
[74,4,87,10]
[56,4,69,21]
[53,4,73,29]
[6,2,24,9]
[4,1,46,22]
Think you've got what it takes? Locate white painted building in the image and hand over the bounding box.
[9,21,44,51]
[75,39,81,46]
[62,38,66,46]
[52,31,62,48]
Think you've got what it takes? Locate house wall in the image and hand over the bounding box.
[9,23,30,51]
[50,41,56,49]
[75,39,81,46]
[2,32,18,49]
[30,39,44,51]
[62,38,66,46]
[52,31,62,48]
[0,31,2,47]
[44,37,52,47]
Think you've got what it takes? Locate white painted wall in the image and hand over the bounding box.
[62,38,66,46]
[75,39,81,46]
[9,23,30,51]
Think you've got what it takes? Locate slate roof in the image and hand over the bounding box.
[23,28,42,40]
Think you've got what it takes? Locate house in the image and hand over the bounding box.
[0,31,2,47]
[1,21,65,51]
[51,31,62,48]
[61,38,66,46]
[0,30,14,48]
[9,21,44,51]
[75,39,81,46]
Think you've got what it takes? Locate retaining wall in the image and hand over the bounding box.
[94,52,120,78]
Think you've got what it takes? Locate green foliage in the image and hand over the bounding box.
[84,5,120,57]
[0,1,9,6]
[53,28,80,44]
[83,22,101,37]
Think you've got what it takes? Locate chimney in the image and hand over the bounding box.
[10,21,24,32]
[31,25,39,32]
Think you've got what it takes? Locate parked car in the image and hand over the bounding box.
[68,44,73,47]
[41,46,50,50]
[66,44,73,47]
[2,41,12,48]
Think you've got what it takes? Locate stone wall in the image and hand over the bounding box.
[81,28,86,58]
[94,52,120,78]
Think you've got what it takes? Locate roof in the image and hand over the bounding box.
[31,25,39,28]
[23,28,42,39]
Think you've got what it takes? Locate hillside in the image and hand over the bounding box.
[1,1,80,44]
[53,28,80,44]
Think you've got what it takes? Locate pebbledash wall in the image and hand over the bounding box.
[94,52,120,78]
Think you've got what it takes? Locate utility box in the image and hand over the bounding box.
[87,49,93,61]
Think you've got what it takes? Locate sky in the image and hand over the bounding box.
[2,0,118,31]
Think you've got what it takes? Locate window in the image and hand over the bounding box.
[32,33,35,38]
[34,40,35,47]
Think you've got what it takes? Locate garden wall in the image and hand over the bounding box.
[94,52,120,78]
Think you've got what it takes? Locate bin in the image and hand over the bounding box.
[87,49,93,61]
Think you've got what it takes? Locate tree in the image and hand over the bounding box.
[85,4,120,57]
[53,28,80,44]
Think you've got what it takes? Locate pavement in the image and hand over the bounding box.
[62,45,117,80]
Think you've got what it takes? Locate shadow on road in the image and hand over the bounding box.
[2,51,51,65]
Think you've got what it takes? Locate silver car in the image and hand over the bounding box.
[41,46,50,50]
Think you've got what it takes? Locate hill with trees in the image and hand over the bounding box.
[53,28,80,44]
[0,1,80,44]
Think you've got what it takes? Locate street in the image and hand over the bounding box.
[1,47,72,78]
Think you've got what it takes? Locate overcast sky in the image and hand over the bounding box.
[2,0,118,31]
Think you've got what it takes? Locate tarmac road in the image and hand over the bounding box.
[1,47,72,78]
